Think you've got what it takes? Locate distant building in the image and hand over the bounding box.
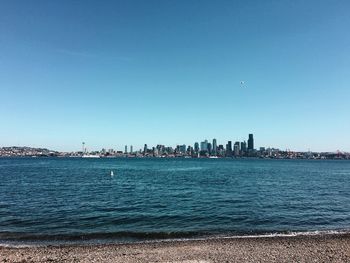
[200,140,208,152]
[207,143,212,155]
[144,144,148,154]
[233,142,239,156]
[212,139,217,155]
[248,134,254,151]
[187,146,193,154]
[234,142,240,156]
[130,145,133,154]
[226,141,232,157]
[240,141,247,153]
[153,147,158,156]
[156,145,164,155]
[124,145,128,154]
[179,144,186,153]
[194,142,199,153]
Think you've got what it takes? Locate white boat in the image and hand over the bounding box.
[82,154,100,158]
[110,170,114,176]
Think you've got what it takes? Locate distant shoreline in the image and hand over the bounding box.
[1,155,350,160]
[1,146,350,159]
[1,233,350,262]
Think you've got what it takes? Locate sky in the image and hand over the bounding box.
[1,0,350,152]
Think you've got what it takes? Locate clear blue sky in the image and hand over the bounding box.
[1,0,349,152]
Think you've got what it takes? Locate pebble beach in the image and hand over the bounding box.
[1,234,350,263]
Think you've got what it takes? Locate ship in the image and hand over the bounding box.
[82,154,100,158]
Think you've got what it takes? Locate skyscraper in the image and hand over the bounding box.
[200,140,208,152]
[124,145,128,154]
[226,141,232,156]
[212,139,217,155]
[234,142,240,156]
[241,141,247,153]
[248,134,254,151]
[207,143,212,155]
[144,144,148,154]
[194,142,199,153]
[130,145,133,154]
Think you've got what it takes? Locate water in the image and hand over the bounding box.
[1,157,350,245]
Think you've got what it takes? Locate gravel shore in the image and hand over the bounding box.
[1,234,350,263]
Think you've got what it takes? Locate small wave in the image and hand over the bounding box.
[0,243,37,248]
[215,229,350,239]
[1,229,350,248]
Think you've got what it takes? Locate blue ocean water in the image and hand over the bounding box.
[0,157,350,245]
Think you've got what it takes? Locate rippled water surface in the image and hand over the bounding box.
[1,157,350,244]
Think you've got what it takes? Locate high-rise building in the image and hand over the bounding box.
[187,146,192,154]
[200,140,208,152]
[226,141,232,156]
[212,139,217,155]
[207,143,212,155]
[194,142,199,153]
[179,144,186,153]
[130,145,133,154]
[124,145,128,154]
[248,134,254,151]
[234,142,240,156]
[240,141,247,153]
[144,144,148,154]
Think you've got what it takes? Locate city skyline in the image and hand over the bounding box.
[1,131,349,155]
[0,131,349,153]
[1,1,350,152]
[83,134,256,155]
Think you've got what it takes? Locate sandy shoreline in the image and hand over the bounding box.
[1,234,350,262]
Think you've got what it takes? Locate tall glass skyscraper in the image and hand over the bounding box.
[248,134,254,151]
[226,141,232,156]
[212,139,217,155]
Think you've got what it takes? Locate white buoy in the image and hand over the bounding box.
[110,170,114,176]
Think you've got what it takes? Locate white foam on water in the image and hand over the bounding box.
[1,229,350,248]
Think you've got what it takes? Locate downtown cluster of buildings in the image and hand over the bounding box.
[132,134,256,158]
[1,133,350,159]
[66,133,350,159]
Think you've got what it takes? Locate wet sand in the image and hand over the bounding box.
[1,234,350,263]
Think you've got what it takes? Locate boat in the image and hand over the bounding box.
[82,154,100,158]
[110,170,114,176]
